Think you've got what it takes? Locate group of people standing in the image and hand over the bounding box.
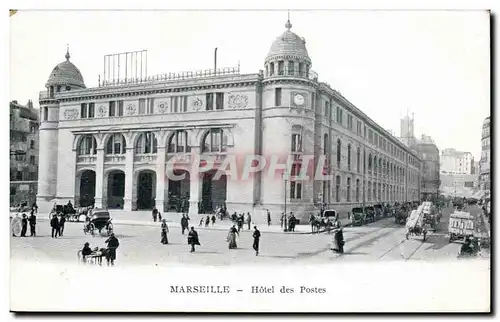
[280,212,298,232]
[50,213,66,238]
[226,225,261,256]
[18,211,37,237]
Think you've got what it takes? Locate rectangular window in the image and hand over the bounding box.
[275,88,282,106]
[347,115,353,130]
[147,98,154,114]
[30,140,35,149]
[288,61,295,75]
[109,101,116,117]
[117,101,124,116]
[291,134,302,152]
[216,93,224,110]
[290,181,302,199]
[80,103,88,118]
[183,96,188,112]
[30,155,35,164]
[139,99,146,115]
[88,103,95,118]
[172,97,178,113]
[278,61,284,75]
[291,163,302,178]
[206,93,214,110]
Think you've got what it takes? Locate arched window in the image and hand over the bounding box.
[378,183,382,201]
[269,62,275,76]
[379,159,382,175]
[78,134,97,156]
[202,128,228,153]
[373,182,377,201]
[356,179,360,202]
[347,144,352,171]
[168,130,191,153]
[135,132,158,154]
[357,147,361,173]
[368,154,372,172]
[336,139,341,168]
[291,125,302,153]
[106,134,126,155]
[373,156,377,174]
[335,175,341,202]
[347,177,351,201]
[368,181,371,201]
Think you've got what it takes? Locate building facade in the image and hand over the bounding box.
[479,116,490,192]
[439,173,478,198]
[440,148,474,175]
[37,20,422,222]
[416,135,440,200]
[10,100,39,206]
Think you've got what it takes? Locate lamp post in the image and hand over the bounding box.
[283,172,288,232]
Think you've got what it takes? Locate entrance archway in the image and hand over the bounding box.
[79,170,96,207]
[107,170,125,209]
[201,170,227,214]
[137,170,156,210]
[167,170,190,212]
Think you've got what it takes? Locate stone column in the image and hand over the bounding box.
[123,147,134,211]
[156,147,166,212]
[188,147,202,216]
[94,148,105,208]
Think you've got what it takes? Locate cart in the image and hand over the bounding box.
[405,206,427,242]
[350,207,365,226]
[83,210,113,237]
[421,201,439,231]
[448,211,475,243]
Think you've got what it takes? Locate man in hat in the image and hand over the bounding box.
[252,226,261,256]
[28,210,36,237]
[188,227,200,253]
[105,233,120,266]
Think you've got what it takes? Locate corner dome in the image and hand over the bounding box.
[265,20,311,63]
[46,50,86,88]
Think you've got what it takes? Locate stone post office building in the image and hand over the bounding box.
[37,19,422,222]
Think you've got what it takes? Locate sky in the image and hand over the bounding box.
[9,10,490,159]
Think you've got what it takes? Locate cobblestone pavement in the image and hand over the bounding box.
[10,207,490,267]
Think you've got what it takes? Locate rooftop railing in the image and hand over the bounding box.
[99,66,241,87]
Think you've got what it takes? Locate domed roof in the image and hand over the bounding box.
[46,50,85,88]
[266,20,310,63]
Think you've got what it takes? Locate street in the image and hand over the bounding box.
[10,207,490,267]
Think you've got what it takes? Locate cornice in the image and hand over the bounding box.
[54,74,261,103]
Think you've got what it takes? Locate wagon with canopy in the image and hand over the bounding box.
[448,211,475,243]
[405,205,427,241]
[83,210,113,237]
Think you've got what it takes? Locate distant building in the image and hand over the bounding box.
[10,100,39,206]
[416,134,440,200]
[439,173,478,198]
[399,115,418,149]
[440,148,474,175]
[479,116,490,194]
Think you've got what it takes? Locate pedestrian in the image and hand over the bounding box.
[267,209,271,226]
[247,212,252,230]
[181,214,189,235]
[58,214,66,236]
[289,213,296,232]
[160,219,169,245]
[105,233,120,266]
[152,207,158,222]
[280,213,285,229]
[81,242,93,263]
[28,211,36,236]
[20,214,28,237]
[158,212,162,221]
[199,217,204,227]
[188,227,200,253]
[211,214,216,225]
[333,227,345,254]
[50,213,59,238]
[237,215,243,233]
[205,216,210,227]
[253,226,261,256]
[227,225,239,249]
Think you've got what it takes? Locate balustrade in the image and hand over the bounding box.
[104,154,126,164]
[77,155,97,164]
[134,154,157,163]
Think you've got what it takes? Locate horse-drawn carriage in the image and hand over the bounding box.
[448,211,475,243]
[363,206,376,223]
[309,209,338,232]
[405,205,427,241]
[49,204,82,221]
[421,201,440,231]
[394,205,409,225]
[350,207,366,226]
[83,210,113,237]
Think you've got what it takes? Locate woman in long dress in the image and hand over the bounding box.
[161,219,169,244]
[227,225,239,249]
